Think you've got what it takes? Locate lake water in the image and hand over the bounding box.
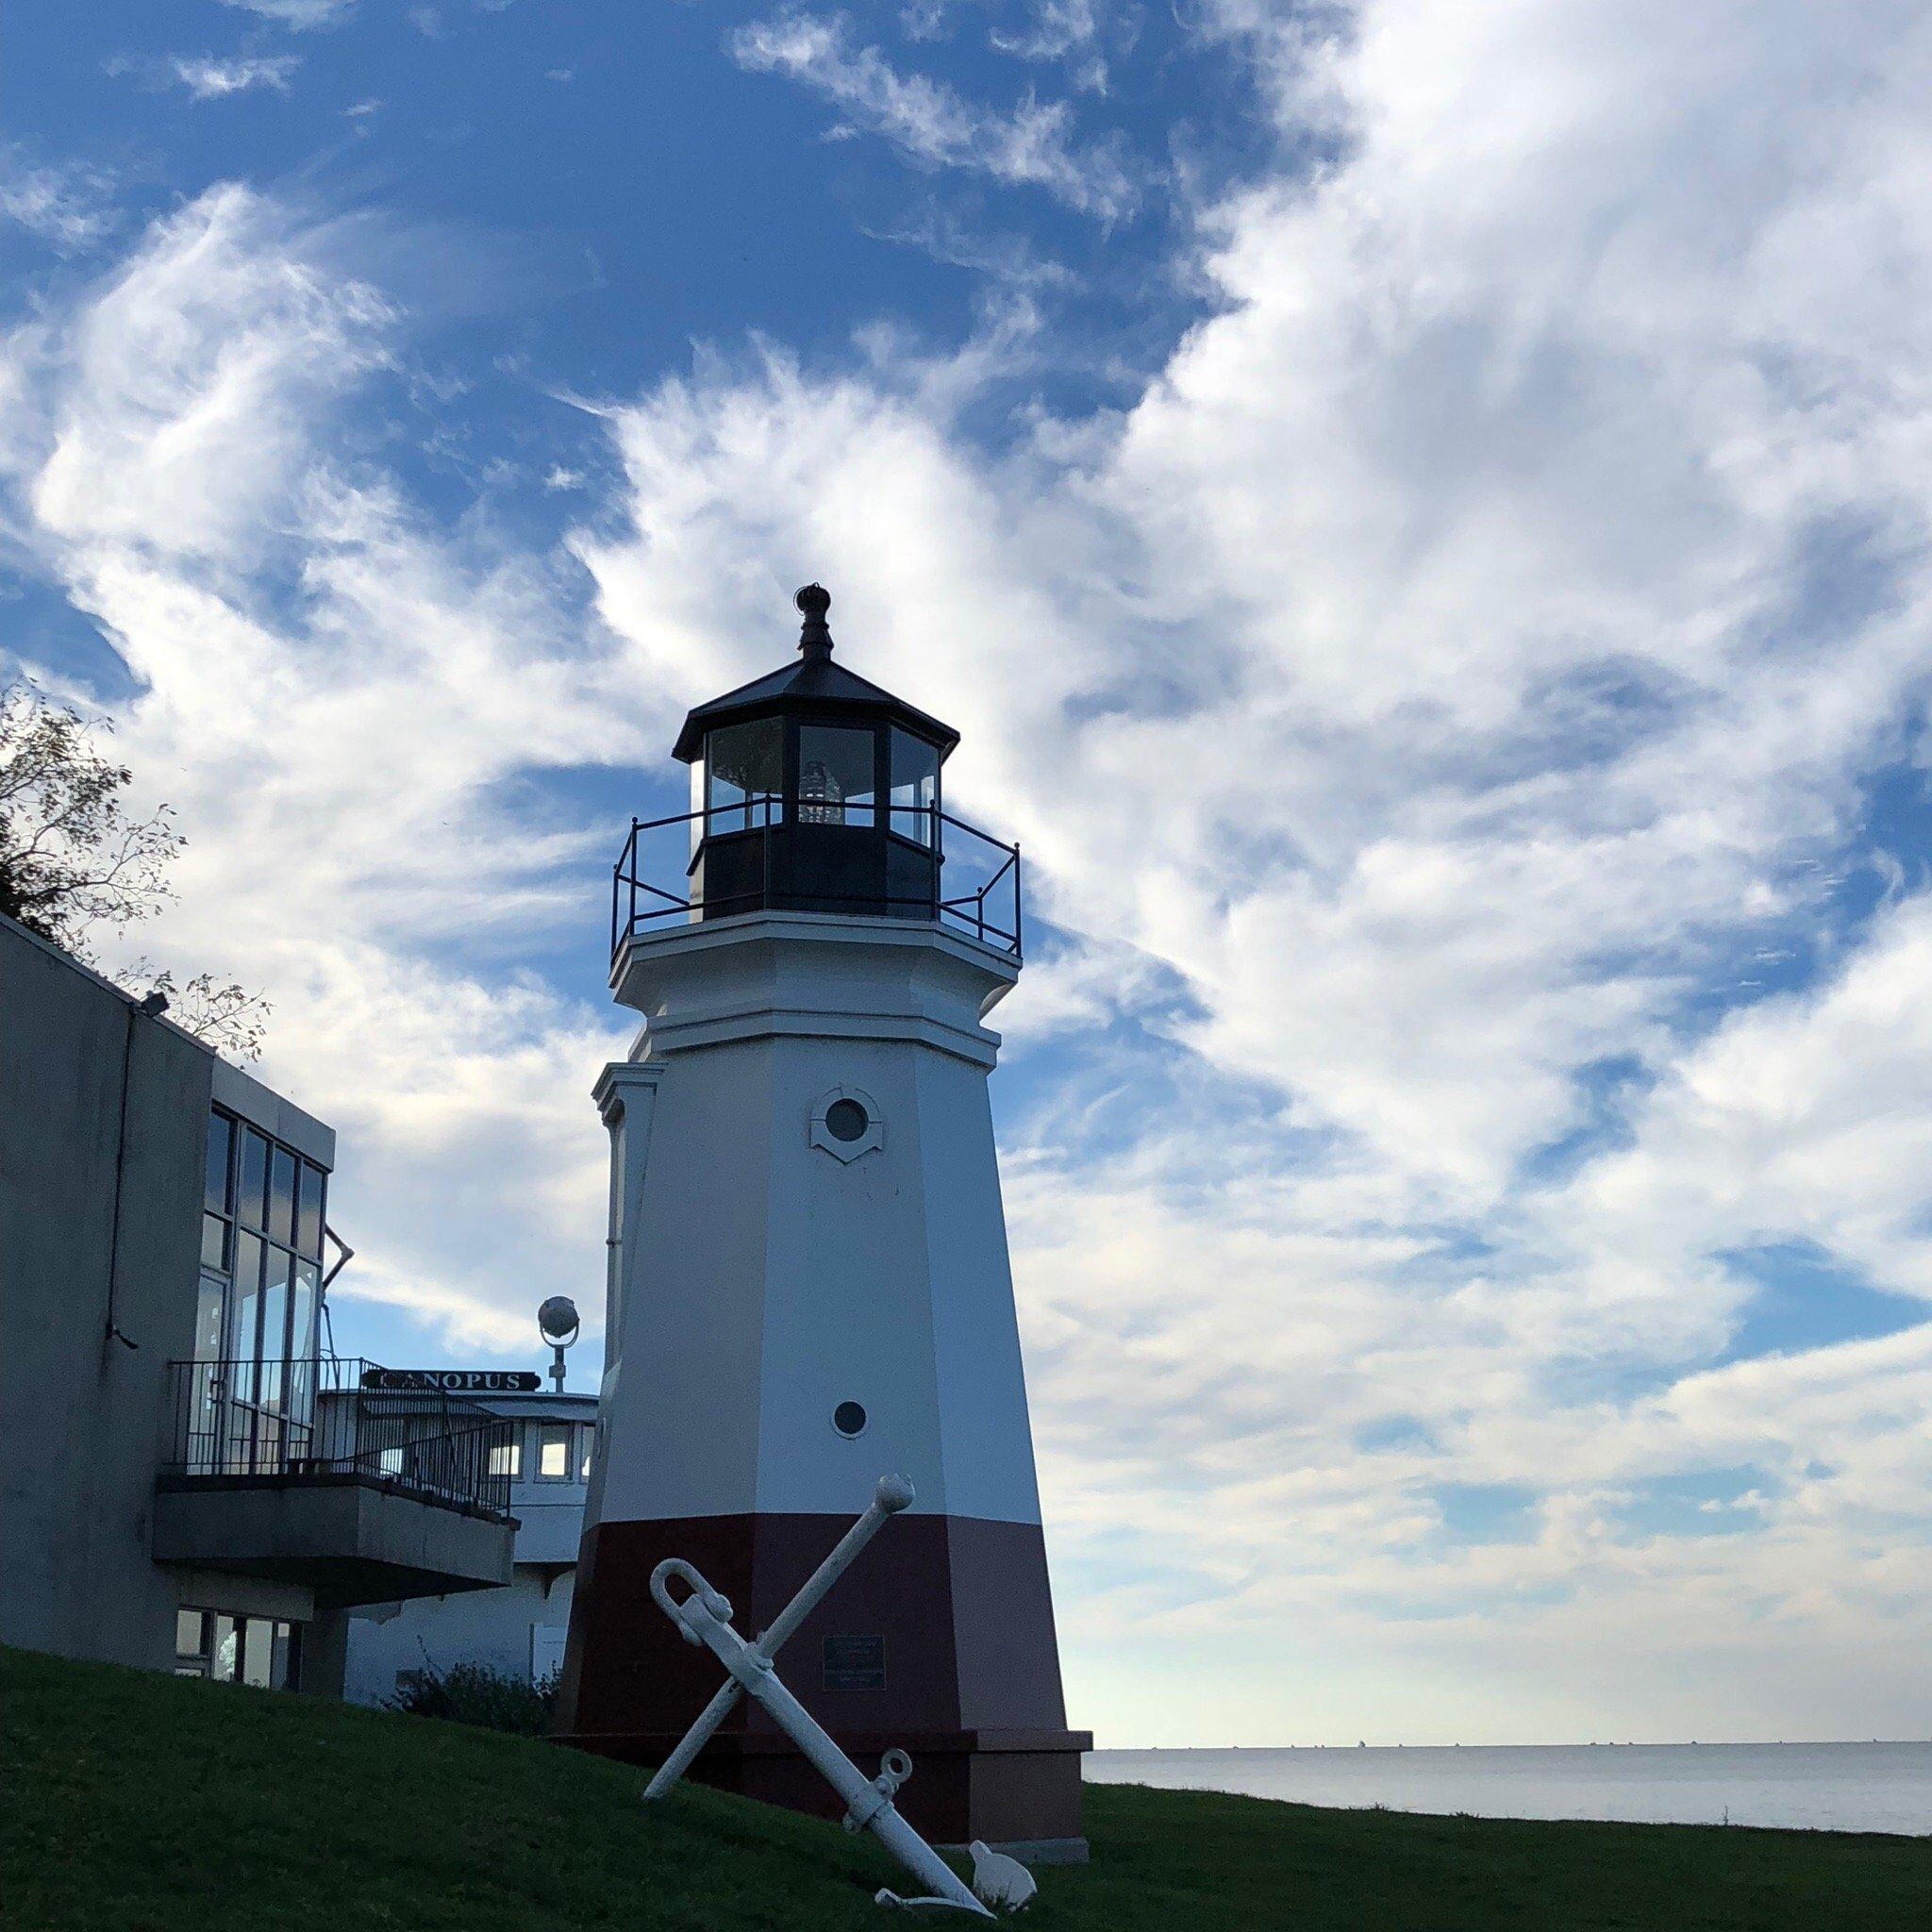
[1086,1742,1932,1837]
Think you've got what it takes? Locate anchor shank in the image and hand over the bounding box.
[643,1476,913,1805]
[684,1597,990,1918]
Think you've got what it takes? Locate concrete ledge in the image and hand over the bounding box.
[153,1476,516,1607]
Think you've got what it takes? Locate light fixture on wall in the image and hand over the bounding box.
[539,1295,580,1392]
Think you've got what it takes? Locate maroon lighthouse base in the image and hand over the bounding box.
[556,1508,1091,1855]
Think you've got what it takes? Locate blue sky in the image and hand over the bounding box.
[5,0,1932,1746]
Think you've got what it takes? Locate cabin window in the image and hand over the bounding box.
[537,1424,573,1480]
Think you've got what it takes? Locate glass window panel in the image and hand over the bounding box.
[289,1259,319,1365]
[240,1617,273,1689]
[296,1162,325,1258]
[488,1435,522,1478]
[239,1130,270,1231]
[579,1424,594,1481]
[211,1615,239,1683]
[889,730,940,846]
[272,1622,296,1691]
[268,1147,296,1245]
[201,1212,229,1272]
[193,1274,225,1371]
[229,1232,264,1357]
[259,1250,291,1406]
[176,1609,207,1658]
[538,1424,570,1479]
[190,1276,226,1467]
[797,725,876,826]
[205,1112,233,1214]
[705,719,784,835]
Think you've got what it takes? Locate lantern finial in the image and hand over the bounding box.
[795,583,832,659]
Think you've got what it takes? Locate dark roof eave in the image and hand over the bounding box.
[672,685,960,763]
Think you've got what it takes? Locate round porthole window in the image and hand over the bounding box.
[832,1401,869,1438]
[825,1097,870,1143]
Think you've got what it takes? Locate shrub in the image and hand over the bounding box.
[385,1662,558,1737]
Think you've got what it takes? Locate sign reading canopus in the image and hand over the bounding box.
[360,1368,542,1393]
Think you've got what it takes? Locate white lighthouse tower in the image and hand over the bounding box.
[555,586,1087,1856]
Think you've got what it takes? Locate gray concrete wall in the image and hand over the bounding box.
[0,912,214,1670]
[336,1564,579,1707]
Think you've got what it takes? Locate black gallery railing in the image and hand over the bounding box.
[162,1357,515,1522]
[610,799,1023,959]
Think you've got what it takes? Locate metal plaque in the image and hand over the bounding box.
[822,1634,886,1690]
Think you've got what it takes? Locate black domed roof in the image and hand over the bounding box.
[671,586,959,764]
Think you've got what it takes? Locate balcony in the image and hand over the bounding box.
[610,800,1022,961]
[153,1358,517,1606]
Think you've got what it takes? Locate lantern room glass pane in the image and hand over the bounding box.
[889,730,939,846]
[798,725,876,826]
[705,719,784,835]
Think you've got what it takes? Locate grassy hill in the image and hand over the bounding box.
[3,1645,1924,1931]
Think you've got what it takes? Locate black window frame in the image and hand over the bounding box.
[700,718,942,858]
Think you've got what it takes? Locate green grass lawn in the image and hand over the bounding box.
[4,1644,1924,1930]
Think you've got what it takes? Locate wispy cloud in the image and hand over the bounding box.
[991,0,1110,93]
[107,52,303,101]
[216,0,356,27]
[729,9,1141,221]
[858,202,1077,287]
[0,149,119,254]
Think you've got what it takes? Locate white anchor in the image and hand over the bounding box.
[644,1474,1034,1915]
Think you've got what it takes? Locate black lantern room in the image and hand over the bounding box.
[672,585,958,924]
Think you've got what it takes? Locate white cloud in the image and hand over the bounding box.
[107,52,303,101]
[570,0,1932,1737]
[0,150,119,254]
[990,0,1109,93]
[0,185,639,1355]
[728,10,1141,221]
[172,53,302,99]
[217,0,356,27]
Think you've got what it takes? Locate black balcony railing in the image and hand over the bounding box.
[610,800,1022,959]
[162,1357,514,1522]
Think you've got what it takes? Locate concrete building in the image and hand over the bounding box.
[0,909,517,1690]
[332,1386,596,1703]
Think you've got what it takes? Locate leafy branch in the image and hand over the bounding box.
[0,682,270,1060]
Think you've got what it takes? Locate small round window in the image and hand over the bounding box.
[832,1401,869,1438]
[825,1098,870,1143]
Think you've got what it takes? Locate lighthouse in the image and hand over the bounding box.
[555,586,1088,1857]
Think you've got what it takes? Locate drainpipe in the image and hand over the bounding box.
[100,989,167,1360]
